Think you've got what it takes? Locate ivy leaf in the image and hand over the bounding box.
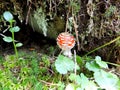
[94,70,120,90]
[3,11,13,22]
[15,43,23,47]
[9,26,20,32]
[3,36,13,43]
[95,56,108,69]
[55,55,74,74]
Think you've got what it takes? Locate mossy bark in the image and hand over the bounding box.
[29,10,65,39]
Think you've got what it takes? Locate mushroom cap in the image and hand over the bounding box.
[56,32,75,50]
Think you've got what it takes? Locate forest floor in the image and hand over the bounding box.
[0,32,120,90]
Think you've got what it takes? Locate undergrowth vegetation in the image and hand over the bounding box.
[0,0,120,90]
[0,51,120,90]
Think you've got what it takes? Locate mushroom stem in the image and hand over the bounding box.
[63,49,72,57]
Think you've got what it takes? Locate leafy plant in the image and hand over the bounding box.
[55,55,120,90]
[2,11,23,58]
[94,70,120,90]
[55,55,79,74]
[0,49,120,90]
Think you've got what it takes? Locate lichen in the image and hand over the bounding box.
[34,8,48,36]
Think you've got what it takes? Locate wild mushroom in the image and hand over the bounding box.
[56,32,75,57]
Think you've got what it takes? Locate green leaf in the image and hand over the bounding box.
[69,73,98,90]
[76,87,83,90]
[55,55,74,74]
[85,61,100,72]
[65,84,75,90]
[57,81,65,90]
[116,80,120,90]
[76,55,83,66]
[3,11,13,21]
[95,56,108,69]
[69,73,81,84]
[15,43,23,47]
[9,26,20,32]
[80,73,89,89]
[84,81,98,90]
[3,36,13,43]
[94,70,120,90]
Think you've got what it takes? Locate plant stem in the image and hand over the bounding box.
[12,31,18,58]
[105,61,120,67]
[84,36,120,56]
[10,21,18,59]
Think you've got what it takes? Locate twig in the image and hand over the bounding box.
[40,80,58,86]
[0,33,6,37]
[72,16,80,50]
[25,1,31,25]
[49,0,52,13]
[3,26,10,33]
[65,6,70,32]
